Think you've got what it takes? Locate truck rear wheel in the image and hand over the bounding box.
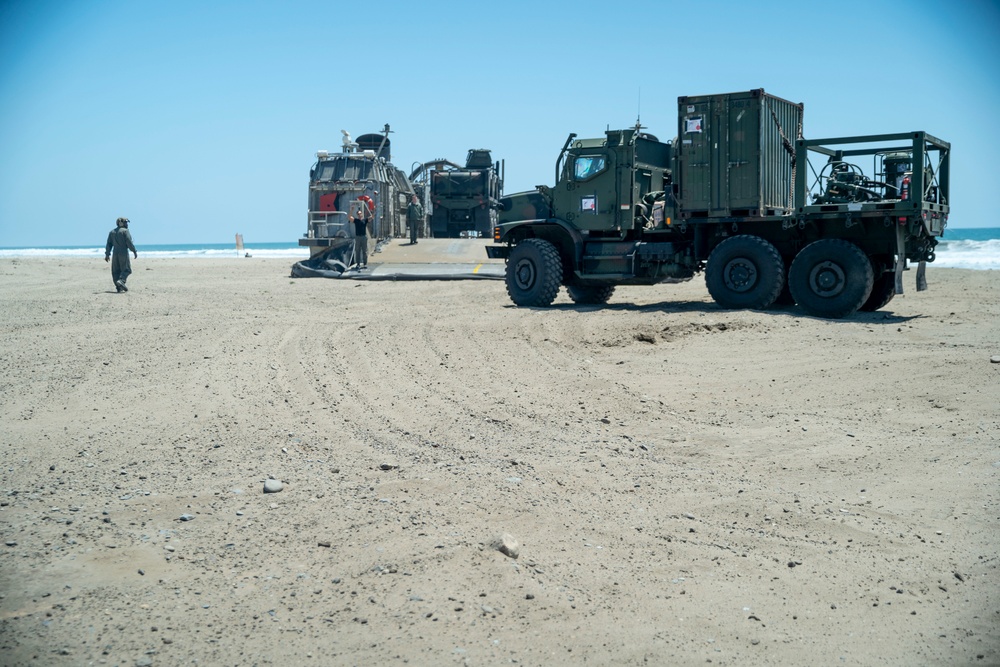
[705,235,785,310]
[567,284,615,305]
[860,272,895,311]
[789,239,874,318]
[506,239,563,307]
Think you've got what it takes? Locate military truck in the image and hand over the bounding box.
[298,125,415,267]
[485,89,950,318]
[429,149,504,238]
[408,158,461,241]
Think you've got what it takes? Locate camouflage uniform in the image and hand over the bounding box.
[105,224,137,291]
[407,198,424,244]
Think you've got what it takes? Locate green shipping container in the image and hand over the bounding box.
[676,89,803,218]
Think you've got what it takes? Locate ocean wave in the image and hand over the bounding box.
[139,248,309,259]
[0,247,309,259]
[0,248,105,258]
[933,238,1000,270]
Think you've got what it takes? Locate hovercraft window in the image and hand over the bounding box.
[317,162,341,181]
[574,156,606,181]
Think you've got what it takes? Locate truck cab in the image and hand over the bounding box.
[552,129,671,234]
[500,128,672,237]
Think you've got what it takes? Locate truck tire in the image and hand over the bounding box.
[506,238,563,307]
[773,277,795,307]
[788,239,874,318]
[567,284,615,305]
[860,272,895,311]
[705,235,785,310]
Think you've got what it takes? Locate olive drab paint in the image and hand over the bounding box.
[675,89,803,217]
[488,88,951,319]
[549,130,672,234]
[428,149,504,239]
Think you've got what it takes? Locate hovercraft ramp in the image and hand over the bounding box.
[291,238,505,281]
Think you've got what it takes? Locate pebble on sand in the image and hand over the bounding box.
[991,355,1000,363]
[263,479,284,493]
[492,533,520,559]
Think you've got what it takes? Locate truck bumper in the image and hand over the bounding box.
[485,245,510,260]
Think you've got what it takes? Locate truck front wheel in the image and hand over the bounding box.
[705,235,785,310]
[506,238,563,307]
[788,239,874,318]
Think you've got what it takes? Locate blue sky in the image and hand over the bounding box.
[1,0,998,246]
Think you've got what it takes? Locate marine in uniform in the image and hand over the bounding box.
[407,195,424,244]
[105,217,137,292]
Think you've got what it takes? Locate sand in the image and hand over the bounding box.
[0,250,997,666]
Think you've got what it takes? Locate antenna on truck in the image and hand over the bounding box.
[637,87,641,127]
[634,87,648,134]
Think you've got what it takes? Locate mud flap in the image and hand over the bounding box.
[916,261,928,291]
[894,224,906,295]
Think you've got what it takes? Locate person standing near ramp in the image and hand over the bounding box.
[349,203,369,270]
[407,194,423,244]
[105,217,137,292]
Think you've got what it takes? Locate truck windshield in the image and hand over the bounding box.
[574,156,606,181]
[433,171,486,197]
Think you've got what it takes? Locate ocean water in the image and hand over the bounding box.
[1,228,997,269]
[0,242,308,260]
[933,227,1000,270]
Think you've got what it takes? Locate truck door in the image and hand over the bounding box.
[560,148,619,232]
[679,100,714,212]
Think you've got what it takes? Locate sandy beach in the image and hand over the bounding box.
[1,250,997,666]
